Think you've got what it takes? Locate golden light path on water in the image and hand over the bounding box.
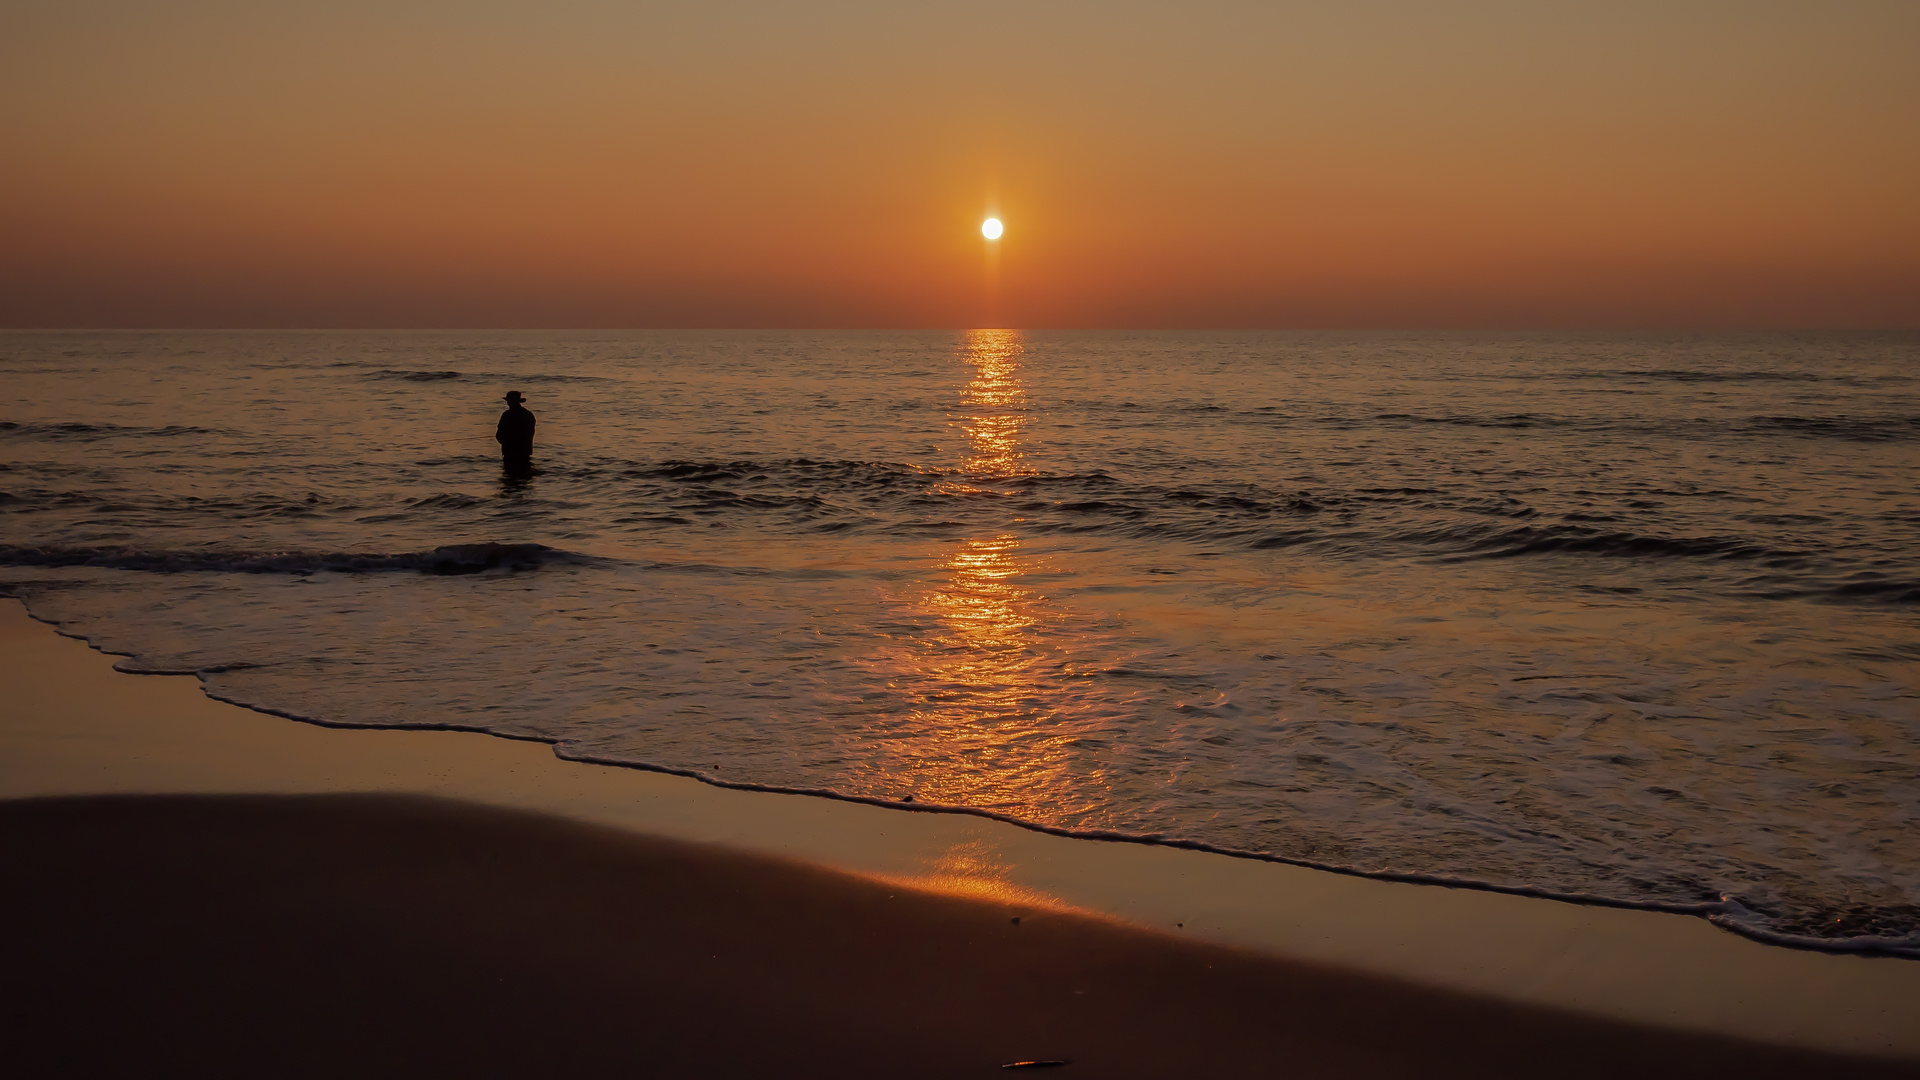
[940,328,1032,491]
[897,329,1105,905]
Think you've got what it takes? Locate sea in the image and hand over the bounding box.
[3,329,1916,954]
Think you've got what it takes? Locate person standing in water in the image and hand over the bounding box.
[496,390,536,470]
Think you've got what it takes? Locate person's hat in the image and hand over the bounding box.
[503,391,525,403]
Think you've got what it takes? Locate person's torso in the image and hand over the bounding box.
[500,406,536,438]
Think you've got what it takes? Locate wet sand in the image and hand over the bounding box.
[3,598,1919,1075]
[5,791,1915,1079]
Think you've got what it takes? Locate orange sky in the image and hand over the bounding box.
[3,1,1916,328]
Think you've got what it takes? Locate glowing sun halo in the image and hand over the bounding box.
[981,218,1003,240]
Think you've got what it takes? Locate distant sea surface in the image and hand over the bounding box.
[3,330,1917,952]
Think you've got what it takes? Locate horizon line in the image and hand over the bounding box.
[4,326,1918,335]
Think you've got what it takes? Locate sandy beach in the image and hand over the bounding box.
[4,598,1919,1077]
[10,791,1916,1080]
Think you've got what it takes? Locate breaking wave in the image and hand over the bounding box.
[0,542,597,576]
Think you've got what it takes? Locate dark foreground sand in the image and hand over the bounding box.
[4,793,1912,1079]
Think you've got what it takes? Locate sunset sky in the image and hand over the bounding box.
[3,1,1916,329]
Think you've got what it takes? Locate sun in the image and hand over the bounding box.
[981,218,1003,240]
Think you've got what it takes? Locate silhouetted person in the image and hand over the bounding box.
[496,391,535,471]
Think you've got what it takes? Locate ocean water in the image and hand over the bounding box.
[3,329,1917,953]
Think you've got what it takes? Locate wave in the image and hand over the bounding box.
[1610,368,1826,383]
[1777,577,1920,605]
[1600,368,1915,388]
[0,542,597,576]
[1363,410,1920,442]
[367,368,464,382]
[1708,895,1920,956]
[1372,411,1559,429]
[1745,415,1920,442]
[1533,366,1920,388]
[474,371,615,384]
[636,457,939,483]
[9,450,1913,603]
[579,458,1912,594]
[343,365,613,385]
[1437,523,1796,564]
[0,421,221,441]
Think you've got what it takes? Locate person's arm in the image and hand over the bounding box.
[496,413,509,444]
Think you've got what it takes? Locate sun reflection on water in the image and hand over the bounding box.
[875,330,1113,819]
[942,328,1035,494]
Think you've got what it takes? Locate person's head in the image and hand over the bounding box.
[503,391,526,406]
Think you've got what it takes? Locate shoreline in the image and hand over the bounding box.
[9,790,1915,1079]
[4,597,1918,1065]
[157,613,1775,930]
